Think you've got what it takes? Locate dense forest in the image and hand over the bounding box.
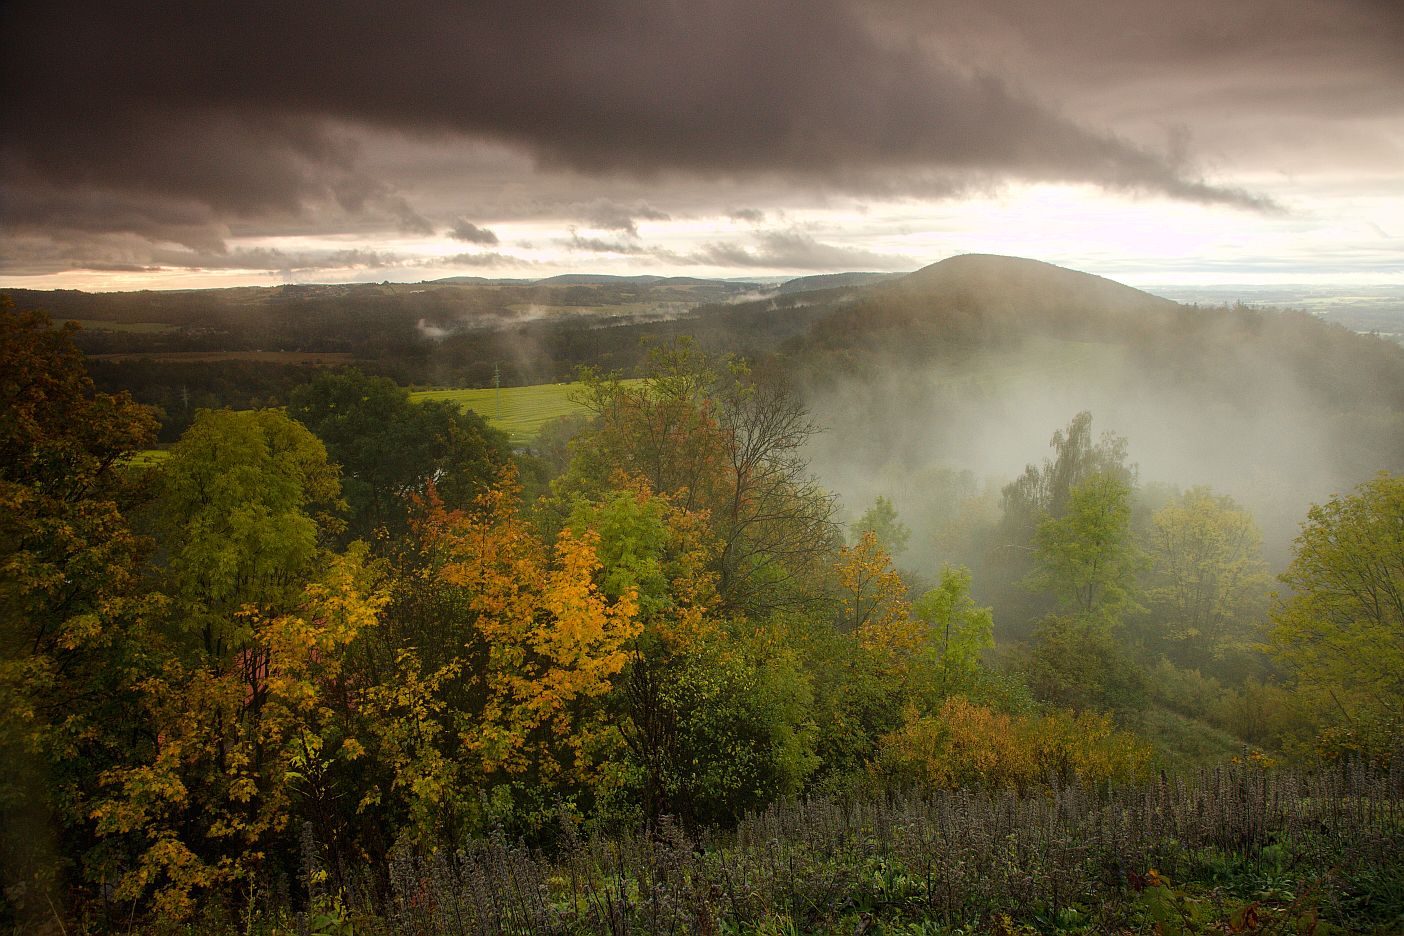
[2,257,1403,934]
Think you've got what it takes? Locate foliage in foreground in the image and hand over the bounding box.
[170,764,1404,935]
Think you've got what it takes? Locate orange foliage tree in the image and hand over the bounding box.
[359,469,640,840]
[876,696,1152,793]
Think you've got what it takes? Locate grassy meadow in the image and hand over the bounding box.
[411,379,638,443]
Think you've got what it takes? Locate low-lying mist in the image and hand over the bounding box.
[801,329,1399,578]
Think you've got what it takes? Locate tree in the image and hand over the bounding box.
[992,412,1135,639]
[566,342,837,614]
[1270,472,1404,755]
[835,530,910,636]
[876,696,1151,793]
[355,470,641,843]
[154,408,345,650]
[0,302,158,925]
[1024,473,1147,713]
[90,549,386,919]
[852,495,912,559]
[565,483,816,826]
[1028,472,1144,626]
[1144,487,1269,669]
[287,369,510,541]
[1001,411,1134,534]
[89,407,367,917]
[912,566,994,698]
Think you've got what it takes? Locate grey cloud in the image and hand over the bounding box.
[447,219,500,244]
[3,0,1333,270]
[691,230,912,271]
[576,200,671,237]
[439,251,530,267]
[138,246,403,274]
[563,229,679,259]
[728,208,767,224]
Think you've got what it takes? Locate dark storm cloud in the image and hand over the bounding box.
[2,0,1320,251]
[447,220,500,245]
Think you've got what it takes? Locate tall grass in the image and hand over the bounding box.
[298,764,1404,935]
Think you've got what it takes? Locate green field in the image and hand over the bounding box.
[411,380,638,443]
[124,448,170,467]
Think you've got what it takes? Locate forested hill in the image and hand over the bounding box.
[800,253,1178,356]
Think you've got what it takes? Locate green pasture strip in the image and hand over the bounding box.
[124,448,170,467]
[411,379,640,444]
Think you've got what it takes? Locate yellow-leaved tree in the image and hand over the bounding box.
[88,409,386,919]
[359,469,640,841]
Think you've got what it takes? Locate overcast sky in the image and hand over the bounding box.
[2,0,1400,290]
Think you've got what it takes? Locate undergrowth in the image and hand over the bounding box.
[132,763,1404,935]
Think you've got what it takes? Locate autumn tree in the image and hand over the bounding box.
[356,470,640,842]
[90,550,386,918]
[89,408,370,917]
[0,302,158,925]
[565,342,837,614]
[1270,472,1404,760]
[875,696,1151,793]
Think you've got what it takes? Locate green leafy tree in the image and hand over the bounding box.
[992,412,1135,639]
[1024,613,1148,713]
[1144,487,1269,669]
[288,369,509,541]
[1001,411,1134,534]
[154,408,344,645]
[1270,472,1404,758]
[1024,473,1148,712]
[912,565,994,698]
[852,495,912,559]
[1028,472,1145,626]
[567,483,817,826]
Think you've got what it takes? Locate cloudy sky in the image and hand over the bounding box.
[2,0,1401,290]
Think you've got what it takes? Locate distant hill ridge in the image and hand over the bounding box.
[890,254,1176,317]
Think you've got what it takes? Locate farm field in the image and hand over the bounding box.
[411,379,638,443]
